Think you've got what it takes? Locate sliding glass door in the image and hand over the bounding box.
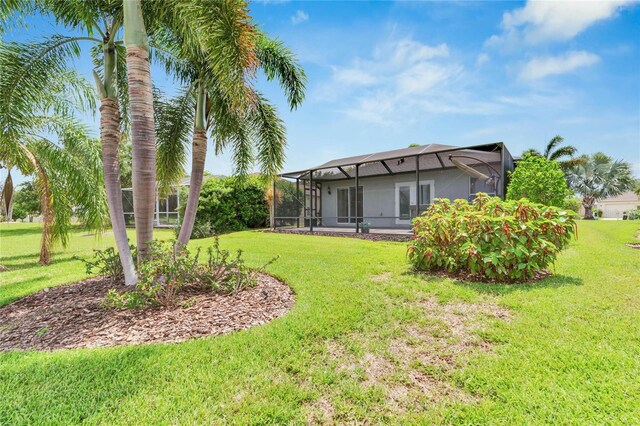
[395,180,434,225]
[337,186,363,224]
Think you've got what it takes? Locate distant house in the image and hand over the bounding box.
[273,142,515,233]
[596,191,640,219]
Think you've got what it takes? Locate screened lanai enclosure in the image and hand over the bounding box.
[272,142,514,234]
[122,183,184,228]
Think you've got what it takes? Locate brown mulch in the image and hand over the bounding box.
[0,274,295,351]
[268,229,412,242]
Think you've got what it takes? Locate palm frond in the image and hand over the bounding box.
[255,32,306,110]
[250,93,286,178]
[549,145,578,162]
[154,86,195,197]
[543,135,564,158]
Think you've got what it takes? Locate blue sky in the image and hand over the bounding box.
[4,0,640,185]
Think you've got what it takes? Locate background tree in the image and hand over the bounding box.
[13,181,41,222]
[566,153,634,219]
[507,154,570,207]
[152,29,306,247]
[0,38,108,264]
[523,135,586,171]
[0,0,139,283]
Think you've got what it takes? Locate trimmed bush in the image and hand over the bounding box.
[562,196,581,214]
[507,154,569,207]
[408,193,576,282]
[180,176,269,236]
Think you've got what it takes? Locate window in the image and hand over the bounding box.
[398,185,411,220]
[419,183,432,207]
[337,186,363,223]
[469,177,496,199]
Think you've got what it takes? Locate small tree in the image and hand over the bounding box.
[507,154,569,207]
[566,153,634,220]
[13,181,40,222]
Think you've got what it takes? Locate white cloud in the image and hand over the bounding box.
[519,50,600,81]
[476,53,490,67]
[333,66,378,86]
[488,0,636,46]
[291,10,309,25]
[320,38,466,124]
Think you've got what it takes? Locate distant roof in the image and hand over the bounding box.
[281,142,506,180]
[599,191,640,203]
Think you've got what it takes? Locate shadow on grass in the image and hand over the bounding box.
[0,253,76,272]
[455,274,583,295]
[0,226,44,237]
[406,269,583,296]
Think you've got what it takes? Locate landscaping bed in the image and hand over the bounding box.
[0,273,295,351]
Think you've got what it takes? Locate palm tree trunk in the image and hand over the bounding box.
[99,98,138,285]
[94,38,138,285]
[124,0,156,259]
[37,166,52,265]
[176,130,207,247]
[176,82,207,248]
[582,196,595,220]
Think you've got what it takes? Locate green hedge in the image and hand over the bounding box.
[181,176,269,236]
[507,154,569,207]
[408,193,577,282]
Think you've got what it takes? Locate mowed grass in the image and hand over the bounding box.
[0,221,639,424]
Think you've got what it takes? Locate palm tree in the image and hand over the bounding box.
[566,153,634,219]
[0,0,140,283]
[0,44,108,264]
[523,135,586,171]
[152,30,306,247]
[123,0,157,260]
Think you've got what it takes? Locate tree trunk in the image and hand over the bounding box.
[37,167,52,265]
[124,0,156,259]
[99,97,138,285]
[176,129,207,247]
[582,196,595,220]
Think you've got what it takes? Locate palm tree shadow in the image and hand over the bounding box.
[0,226,44,237]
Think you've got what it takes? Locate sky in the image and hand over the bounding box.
[3,0,640,186]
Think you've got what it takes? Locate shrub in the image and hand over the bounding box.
[407,193,577,282]
[627,208,640,220]
[507,154,570,207]
[75,246,136,285]
[185,176,269,234]
[562,196,581,213]
[101,239,277,308]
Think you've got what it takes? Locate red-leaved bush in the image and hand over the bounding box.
[407,193,577,282]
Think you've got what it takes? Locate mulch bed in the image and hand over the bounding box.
[268,229,412,242]
[0,274,295,351]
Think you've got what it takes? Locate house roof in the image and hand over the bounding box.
[598,191,640,203]
[281,142,507,181]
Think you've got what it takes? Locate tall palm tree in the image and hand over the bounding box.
[152,30,306,247]
[0,41,108,264]
[123,0,157,259]
[566,153,634,219]
[523,135,586,171]
[0,0,140,283]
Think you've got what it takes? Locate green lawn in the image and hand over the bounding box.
[0,221,639,424]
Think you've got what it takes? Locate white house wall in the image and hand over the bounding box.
[320,168,474,228]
